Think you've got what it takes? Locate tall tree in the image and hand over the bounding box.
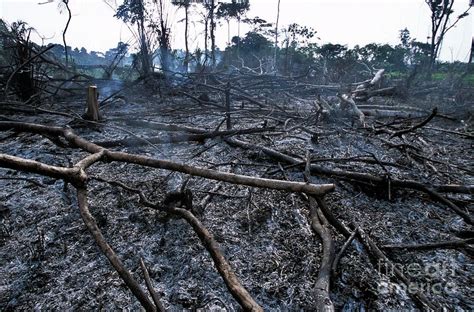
[172,0,191,72]
[210,0,216,67]
[203,0,217,67]
[470,37,473,64]
[115,0,153,75]
[150,0,171,73]
[282,23,316,74]
[273,0,281,71]
[216,0,250,51]
[425,0,470,68]
[61,0,72,67]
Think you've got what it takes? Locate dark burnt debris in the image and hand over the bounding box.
[0,20,473,312]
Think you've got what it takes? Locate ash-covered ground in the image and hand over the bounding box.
[1,79,472,311]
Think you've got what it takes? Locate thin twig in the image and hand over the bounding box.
[140,258,166,312]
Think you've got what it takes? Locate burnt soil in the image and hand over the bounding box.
[0,79,473,311]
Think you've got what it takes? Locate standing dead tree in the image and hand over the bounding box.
[273,0,281,71]
[102,41,129,79]
[61,0,72,67]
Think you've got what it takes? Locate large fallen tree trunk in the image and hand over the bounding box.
[95,176,264,311]
[0,121,337,310]
[0,122,335,195]
[351,69,386,101]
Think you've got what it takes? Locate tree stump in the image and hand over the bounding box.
[85,85,100,121]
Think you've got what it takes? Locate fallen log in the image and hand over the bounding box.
[311,197,441,310]
[173,207,263,311]
[351,69,386,101]
[357,104,428,113]
[338,94,365,126]
[4,148,161,311]
[96,176,263,311]
[77,186,157,311]
[0,122,335,197]
[308,196,335,312]
[225,137,473,225]
[390,107,437,138]
[0,121,336,310]
[124,120,207,133]
[302,154,335,312]
[140,258,166,312]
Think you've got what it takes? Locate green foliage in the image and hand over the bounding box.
[399,28,411,49]
[171,0,191,7]
[285,23,316,48]
[216,0,250,20]
[231,31,272,52]
[115,0,146,25]
[356,43,406,70]
[463,74,474,85]
[221,31,272,71]
[426,0,454,19]
[242,16,273,33]
[315,43,347,59]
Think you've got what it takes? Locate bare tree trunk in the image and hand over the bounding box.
[62,0,72,67]
[227,19,230,46]
[159,20,170,73]
[210,0,216,67]
[284,40,289,74]
[429,10,437,70]
[273,0,281,72]
[184,4,190,72]
[237,16,241,57]
[139,20,151,75]
[425,0,468,70]
[156,0,170,73]
[469,37,474,64]
[204,15,209,67]
[138,0,151,75]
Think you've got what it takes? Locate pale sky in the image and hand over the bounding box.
[1,0,472,62]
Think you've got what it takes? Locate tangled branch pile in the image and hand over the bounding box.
[1,66,473,311]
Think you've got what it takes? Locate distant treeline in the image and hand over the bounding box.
[45,43,134,67]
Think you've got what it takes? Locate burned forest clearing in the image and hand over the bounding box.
[1,71,473,311]
[1,1,473,311]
